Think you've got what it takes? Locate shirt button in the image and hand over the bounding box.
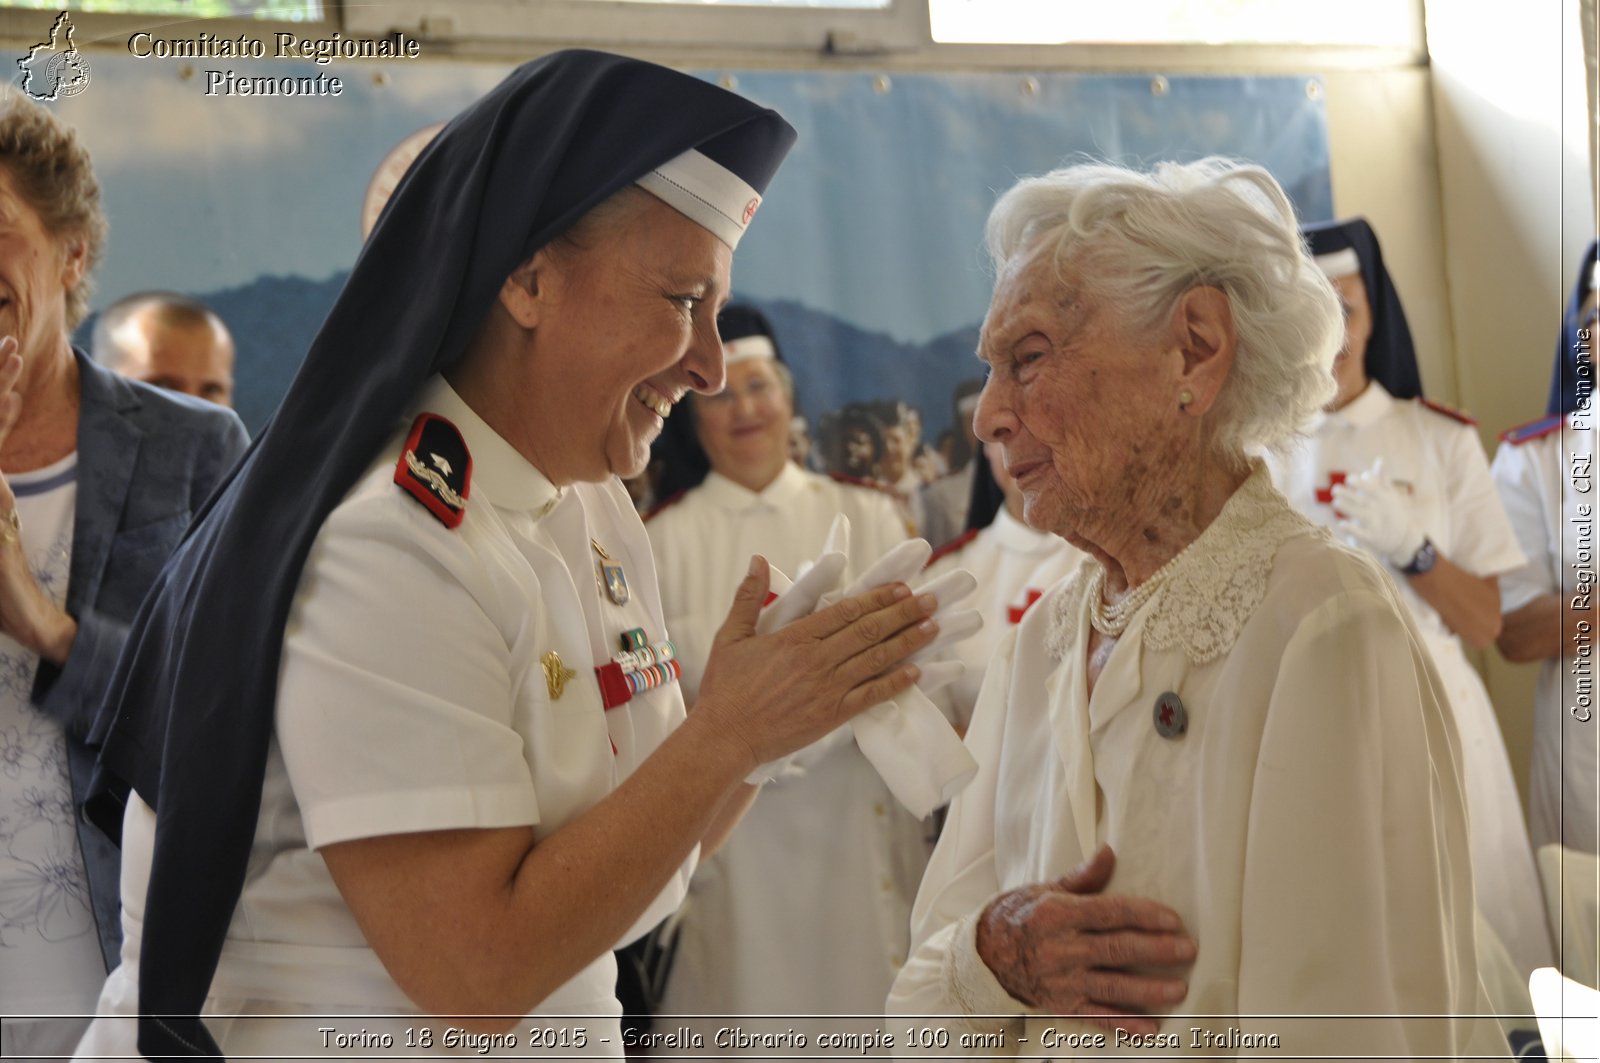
[874,803,886,817]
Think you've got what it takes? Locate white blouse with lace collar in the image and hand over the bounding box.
[889,461,1506,1060]
[1046,461,1324,665]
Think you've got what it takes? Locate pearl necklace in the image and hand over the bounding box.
[1088,569,1164,637]
[1086,541,1197,637]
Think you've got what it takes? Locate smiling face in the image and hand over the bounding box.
[499,192,732,485]
[973,242,1179,542]
[0,164,84,370]
[693,355,794,491]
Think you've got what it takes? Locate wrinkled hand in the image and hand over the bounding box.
[693,554,938,770]
[0,339,73,665]
[975,847,1196,1035]
[1330,459,1425,568]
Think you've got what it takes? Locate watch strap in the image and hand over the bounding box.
[1400,537,1437,576]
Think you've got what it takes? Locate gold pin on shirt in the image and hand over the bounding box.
[542,650,576,699]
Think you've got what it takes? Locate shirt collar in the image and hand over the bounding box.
[409,376,563,516]
[699,461,807,511]
[1324,379,1393,431]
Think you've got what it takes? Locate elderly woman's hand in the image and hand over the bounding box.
[692,553,939,770]
[975,846,1196,1035]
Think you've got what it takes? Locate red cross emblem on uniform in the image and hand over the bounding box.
[1314,470,1347,505]
[1007,588,1043,624]
[1159,703,1176,728]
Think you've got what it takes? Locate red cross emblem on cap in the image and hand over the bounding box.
[741,197,760,226]
[1007,588,1043,625]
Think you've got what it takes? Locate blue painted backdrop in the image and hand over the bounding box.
[36,46,1330,452]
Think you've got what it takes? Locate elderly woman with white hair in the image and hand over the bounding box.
[887,158,1505,1057]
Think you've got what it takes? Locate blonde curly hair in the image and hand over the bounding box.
[0,87,107,330]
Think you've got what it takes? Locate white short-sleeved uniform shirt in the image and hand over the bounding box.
[1268,382,1527,643]
[921,508,1085,728]
[1492,412,1600,854]
[1266,381,1551,975]
[888,466,1507,1060]
[84,379,694,1057]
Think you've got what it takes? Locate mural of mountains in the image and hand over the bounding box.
[81,277,982,446]
[203,272,348,435]
[743,297,983,444]
[79,272,348,436]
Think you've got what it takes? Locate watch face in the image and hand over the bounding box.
[361,122,446,239]
[1405,538,1438,575]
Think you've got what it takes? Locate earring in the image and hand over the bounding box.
[1179,388,1194,409]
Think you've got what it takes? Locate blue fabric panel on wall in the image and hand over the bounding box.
[35,48,1329,438]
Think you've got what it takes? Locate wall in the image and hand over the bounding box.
[1426,0,1596,803]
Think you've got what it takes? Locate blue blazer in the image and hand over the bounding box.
[30,351,248,970]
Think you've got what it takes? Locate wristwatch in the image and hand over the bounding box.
[1400,537,1438,576]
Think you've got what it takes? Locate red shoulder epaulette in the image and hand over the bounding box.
[394,413,471,528]
[926,528,979,568]
[1499,413,1565,445]
[1416,397,1478,427]
[828,471,899,498]
[643,489,687,522]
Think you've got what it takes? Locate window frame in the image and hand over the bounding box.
[0,1,1428,79]
[338,0,931,57]
[0,2,336,58]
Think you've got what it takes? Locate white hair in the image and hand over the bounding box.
[984,156,1342,455]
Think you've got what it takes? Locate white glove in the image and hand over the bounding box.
[851,684,977,818]
[755,550,847,634]
[816,533,982,697]
[745,546,847,785]
[748,516,982,814]
[1330,459,1426,568]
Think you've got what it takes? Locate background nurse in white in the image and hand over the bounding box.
[1268,217,1551,978]
[646,306,930,1040]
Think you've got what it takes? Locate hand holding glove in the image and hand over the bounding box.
[748,515,982,815]
[1329,459,1427,568]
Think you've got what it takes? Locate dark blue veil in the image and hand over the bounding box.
[1302,217,1423,400]
[1547,239,1599,416]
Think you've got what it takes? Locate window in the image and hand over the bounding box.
[929,0,1419,48]
[568,0,888,7]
